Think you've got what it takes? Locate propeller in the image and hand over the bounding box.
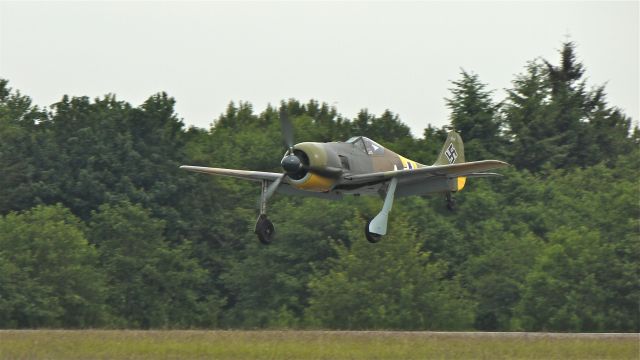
[263,174,285,201]
[259,108,302,205]
[280,108,295,155]
[260,108,341,206]
[278,107,309,177]
[261,107,342,210]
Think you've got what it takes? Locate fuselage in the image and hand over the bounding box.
[285,136,423,194]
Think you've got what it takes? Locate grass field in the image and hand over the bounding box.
[0,330,638,359]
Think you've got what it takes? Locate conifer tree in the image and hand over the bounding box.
[504,42,636,171]
[446,70,504,160]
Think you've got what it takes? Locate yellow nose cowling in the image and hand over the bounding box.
[292,172,336,192]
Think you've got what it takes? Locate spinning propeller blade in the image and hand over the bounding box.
[264,174,285,201]
[279,108,294,154]
[257,109,296,207]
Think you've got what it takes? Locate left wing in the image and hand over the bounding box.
[342,160,509,185]
[180,166,282,182]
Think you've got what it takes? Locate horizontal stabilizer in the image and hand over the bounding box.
[464,172,503,178]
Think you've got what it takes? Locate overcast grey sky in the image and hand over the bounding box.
[1,1,637,136]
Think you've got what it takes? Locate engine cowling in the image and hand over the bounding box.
[289,172,336,192]
[284,142,340,192]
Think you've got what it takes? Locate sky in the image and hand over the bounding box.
[0,1,638,137]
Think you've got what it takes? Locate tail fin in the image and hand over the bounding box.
[434,131,465,166]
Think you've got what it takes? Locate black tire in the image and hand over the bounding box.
[364,219,382,243]
[446,198,456,212]
[255,215,275,245]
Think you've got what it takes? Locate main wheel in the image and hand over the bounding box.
[364,219,382,243]
[255,215,275,245]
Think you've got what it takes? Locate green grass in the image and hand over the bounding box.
[0,330,637,359]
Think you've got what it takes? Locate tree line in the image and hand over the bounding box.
[0,42,638,331]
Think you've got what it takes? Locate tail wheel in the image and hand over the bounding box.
[255,215,275,245]
[364,219,382,243]
[446,193,456,212]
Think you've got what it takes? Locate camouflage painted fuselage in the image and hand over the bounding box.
[287,134,466,197]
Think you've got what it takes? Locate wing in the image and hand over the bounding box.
[342,160,509,185]
[180,165,282,182]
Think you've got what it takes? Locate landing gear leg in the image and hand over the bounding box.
[365,177,398,243]
[446,192,456,212]
[255,180,275,245]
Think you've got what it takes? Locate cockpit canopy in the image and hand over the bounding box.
[346,136,385,155]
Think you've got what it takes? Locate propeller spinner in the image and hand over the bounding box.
[281,154,302,174]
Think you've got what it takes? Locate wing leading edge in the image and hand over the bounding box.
[179,165,282,182]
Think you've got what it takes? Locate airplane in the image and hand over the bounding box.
[180,109,509,244]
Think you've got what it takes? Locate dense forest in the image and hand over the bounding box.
[0,43,638,331]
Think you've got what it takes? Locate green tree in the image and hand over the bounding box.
[88,202,222,328]
[516,226,639,332]
[306,217,475,330]
[220,197,357,328]
[462,231,543,330]
[504,42,637,171]
[502,150,640,332]
[0,79,48,213]
[351,109,412,143]
[0,204,106,328]
[446,70,504,160]
[502,62,557,171]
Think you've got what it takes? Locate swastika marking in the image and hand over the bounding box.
[445,143,458,164]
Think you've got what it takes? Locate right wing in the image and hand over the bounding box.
[179,165,282,182]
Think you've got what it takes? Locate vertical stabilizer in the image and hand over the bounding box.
[434,131,466,191]
[434,131,465,166]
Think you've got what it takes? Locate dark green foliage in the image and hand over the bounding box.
[88,202,222,328]
[0,42,637,331]
[0,205,106,328]
[514,156,640,332]
[504,42,637,171]
[0,80,48,213]
[446,70,504,160]
[306,218,475,330]
[220,198,357,328]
